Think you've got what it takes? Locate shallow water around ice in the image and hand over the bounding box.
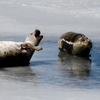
[0,0,100,100]
[0,35,100,100]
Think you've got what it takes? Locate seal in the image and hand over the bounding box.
[58,32,92,57]
[0,29,43,66]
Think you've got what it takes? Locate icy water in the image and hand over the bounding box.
[0,0,100,100]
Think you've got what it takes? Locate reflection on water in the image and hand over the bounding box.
[58,51,91,78]
[0,66,36,82]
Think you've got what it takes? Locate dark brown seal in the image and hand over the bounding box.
[58,32,92,57]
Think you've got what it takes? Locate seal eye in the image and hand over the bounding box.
[86,37,88,40]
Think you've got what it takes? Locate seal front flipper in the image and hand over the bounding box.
[20,43,42,51]
[33,46,43,51]
[60,40,73,54]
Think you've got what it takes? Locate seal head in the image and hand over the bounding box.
[58,32,92,57]
[25,29,43,46]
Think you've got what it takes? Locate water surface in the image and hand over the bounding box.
[0,0,100,100]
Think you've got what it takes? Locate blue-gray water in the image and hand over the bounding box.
[0,0,100,100]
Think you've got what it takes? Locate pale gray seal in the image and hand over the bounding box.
[0,29,43,66]
[58,32,92,57]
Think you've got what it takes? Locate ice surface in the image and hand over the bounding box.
[0,0,100,100]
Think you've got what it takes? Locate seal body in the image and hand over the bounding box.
[0,29,43,66]
[58,32,92,57]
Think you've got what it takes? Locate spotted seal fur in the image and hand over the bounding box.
[58,32,92,57]
[0,29,43,66]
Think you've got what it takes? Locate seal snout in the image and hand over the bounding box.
[34,29,41,37]
[88,40,92,47]
[30,29,41,37]
[34,29,43,43]
[34,29,43,41]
